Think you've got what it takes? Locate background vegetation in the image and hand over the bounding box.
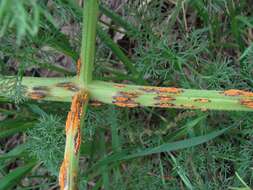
[0,0,253,189]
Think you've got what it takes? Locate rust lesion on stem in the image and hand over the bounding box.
[77,58,81,77]
[194,98,211,103]
[59,91,88,190]
[240,99,253,109]
[139,86,183,94]
[112,91,140,108]
[223,89,253,97]
[56,82,80,92]
[28,91,47,100]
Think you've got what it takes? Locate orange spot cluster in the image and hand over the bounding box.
[65,92,88,133]
[240,99,253,109]
[223,89,253,97]
[112,91,140,108]
[59,91,88,190]
[56,82,80,92]
[194,98,211,103]
[59,157,69,190]
[28,91,46,100]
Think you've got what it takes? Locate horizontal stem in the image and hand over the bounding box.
[1,77,253,111]
[88,81,253,111]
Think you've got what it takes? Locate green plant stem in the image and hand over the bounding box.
[1,77,253,112]
[80,0,99,87]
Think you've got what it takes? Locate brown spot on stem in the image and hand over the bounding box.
[223,89,253,97]
[32,86,49,91]
[155,103,175,108]
[180,104,196,109]
[240,99,253,108]
[118,91,140,98]
[90,100,103,107]
[194,98,211,103]
[28,91,46,100]
[56,82,80,92]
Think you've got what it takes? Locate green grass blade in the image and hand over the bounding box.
[0,144,26,161]
[97,27,138,77]
[0,118,36,138]
[92,126,231,169]
[122,126,231,160]
[0,162,36,190]
[99,4,139,36]
[168,115,207,141]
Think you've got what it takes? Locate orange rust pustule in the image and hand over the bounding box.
[157,87,183,94]
[240,99,253,108]
[28,91,47,100]
[74,127,81,155]
[56,82,80,92]
[65,92,88,133]
[113,101,140,108]
[194,98,211,103]
[154,95,175,102]
[59,159,67,190]
[113,96,129,102]
[77,58,81,76]
[223,89,253,97]
[118,91,141,98]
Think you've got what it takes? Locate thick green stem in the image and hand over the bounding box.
[0,77,76,102]
[80,0,99,87]
[87,81,253,111]
[2,77,252,112]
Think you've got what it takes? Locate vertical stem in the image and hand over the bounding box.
[80,0,99,87]
[59,91,89,190]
